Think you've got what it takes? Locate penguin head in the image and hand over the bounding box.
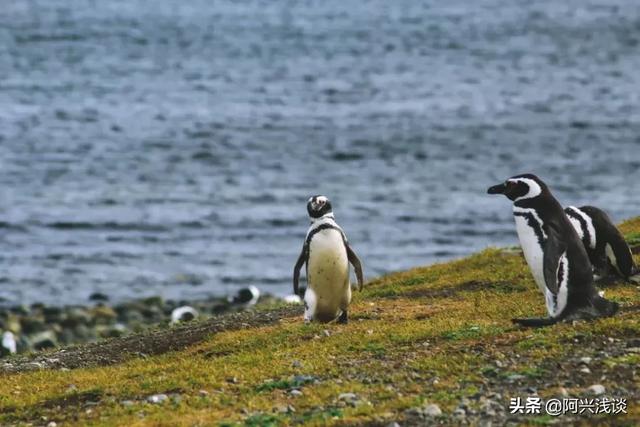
[487,173,548,202]
[307,195,333,218]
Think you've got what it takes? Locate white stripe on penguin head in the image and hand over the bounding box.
[507,178,542,201]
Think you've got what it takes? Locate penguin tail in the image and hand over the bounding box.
[627,265,640,284]
[511,317,558,328]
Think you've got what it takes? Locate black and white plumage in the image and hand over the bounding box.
[293,195,364,324]
[229,286,261,307]
[170,306,199,324]
[565,205,637,281]
[488,174,618,327]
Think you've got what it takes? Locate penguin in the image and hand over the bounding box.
[565,205,637,281]
[488,174,618,327]
[293,195,364,324]
[229,286,261,307]
[170,306,199,324]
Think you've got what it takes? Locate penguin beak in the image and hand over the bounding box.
[487,183,506,195]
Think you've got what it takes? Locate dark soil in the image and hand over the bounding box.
[1,305,302,374]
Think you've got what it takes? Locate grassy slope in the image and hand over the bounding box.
[1,217,640,426]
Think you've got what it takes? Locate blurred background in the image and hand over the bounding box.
[0,0,639,306]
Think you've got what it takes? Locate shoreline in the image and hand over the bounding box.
[0,216,638,425]
[0,289,298,356]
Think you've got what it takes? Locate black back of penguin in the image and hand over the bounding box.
[566,205,637,280]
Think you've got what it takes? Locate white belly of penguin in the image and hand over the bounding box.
[514,215,547,294]
[306,229,350,321]
[514,214,567,317]
[514,216,549,304]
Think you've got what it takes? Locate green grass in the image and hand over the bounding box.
[0,217,639,426]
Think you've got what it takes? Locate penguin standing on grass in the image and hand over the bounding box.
[565,205,637,281]
[488,174,618,327]
[293,195,364,324]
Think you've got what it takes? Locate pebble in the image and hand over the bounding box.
[422,403,442,417]
[89,292,109,302]
[289,389,303,397]
[579,357,592,365]
[147,394,168,404]
[579,367,591,374]
[558,387,569,397]
[453,407,467,418]
[24,362,44,370]
[198,390,209,397]
[283,295,302,304]
[587,384,605,395]
[338,392,358,402]
[47,422,57,427]
[0,288,288,357]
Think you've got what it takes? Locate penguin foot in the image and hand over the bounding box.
[512,317,558,328]
[337,310,348,324]
[594,274,620,287]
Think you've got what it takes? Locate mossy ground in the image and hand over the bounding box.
[1,218,639,426]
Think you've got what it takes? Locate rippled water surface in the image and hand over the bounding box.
[1,0,639,305]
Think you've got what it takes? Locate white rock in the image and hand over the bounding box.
[289,389,303,397]
[423,403,442,417]
[588,384,605,395]
[283,295,302,304]
[579,357,592,365]
[453,407,466,417]
[147,393,169,404]
[338,392,358,401]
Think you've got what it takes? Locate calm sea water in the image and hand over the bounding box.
[0,0,639,306]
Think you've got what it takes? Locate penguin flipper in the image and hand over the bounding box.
[293,243,308,296]
[542,228,568,296]
[606,233,635,280]
[512,317,558,327]
[346,243,364,291]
